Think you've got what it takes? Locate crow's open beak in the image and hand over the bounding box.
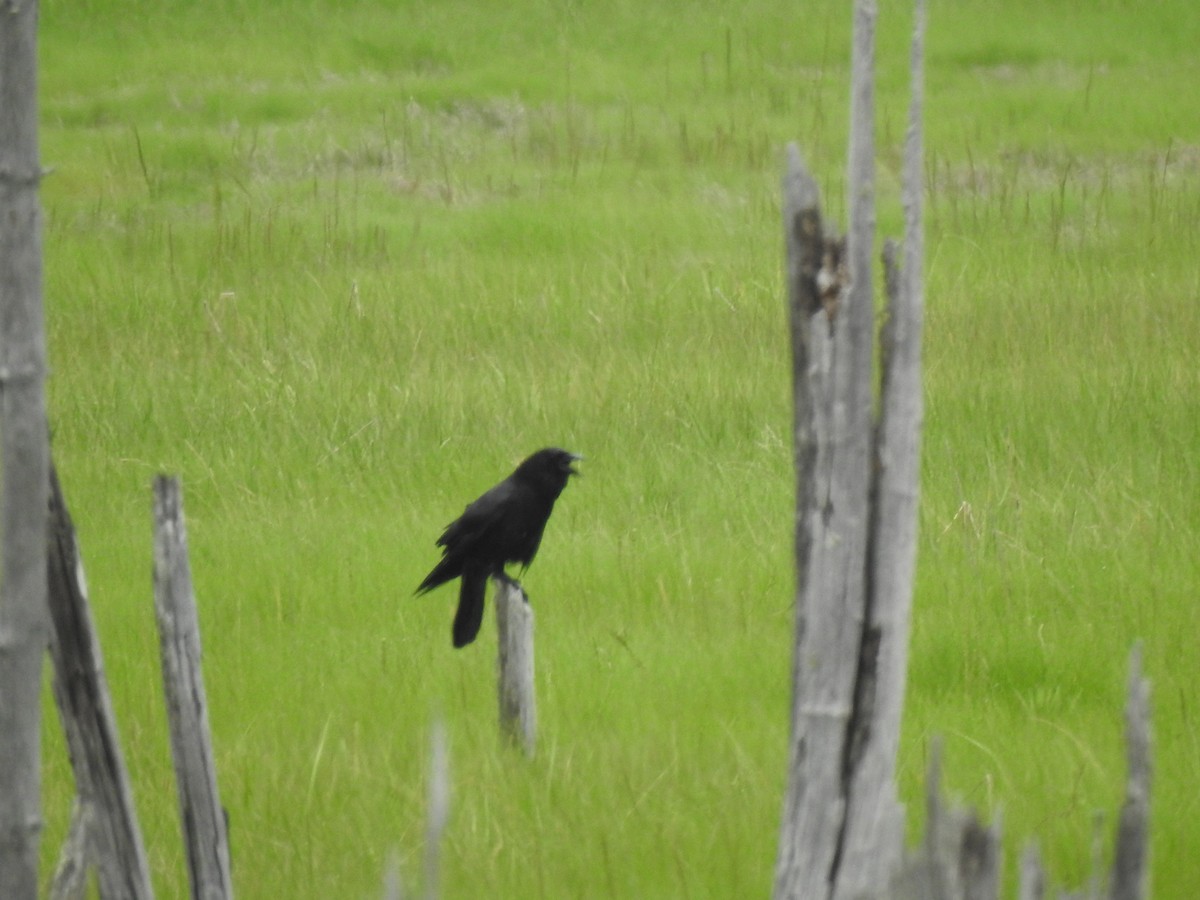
[568,452,584,476]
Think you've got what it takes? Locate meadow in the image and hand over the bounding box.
[35,0,1199,895]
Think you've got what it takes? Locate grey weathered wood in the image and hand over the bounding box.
[774,1,898,897]
[774,3,1153,896]
[835,0,926,894]
[379,719,449,899]
[0,0,51,895]
[424,719,449,900]
[1110,644,1151,900]
[1018,842,1045,900]
[49,799,93,900]
[889,648,1152,900]
[891,741,1002,900]
[495,578,536,757]
[774,142,854,900]
[152,475,234,900]
[380,857,403,900]
[47,463,155,899]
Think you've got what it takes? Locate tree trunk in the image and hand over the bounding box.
[774,1,925,897]
[0,1,51,896]
[834,0,925,893]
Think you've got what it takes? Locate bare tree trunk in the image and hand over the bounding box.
[835,0,926,894]
[890,740,1002,900]
[0,1,51,896]
[773,4,880,897]
[774,5,1152,897]
[494,578,536,757]
[1110,643,1151,900]
[889,647,1151,900]
[774,1,925,897]
[152,476,234,900]
[47,463,154,898]
[774,140,858,900]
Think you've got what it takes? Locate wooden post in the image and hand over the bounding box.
[0,0,51,894]
[1017,843,1045,900]
[774,1,925,897]
[494,578,536,757]
[890,740,1002,900]
[424,720,449,900]
[836,0,926,893]
[152,475,234,900]
[49,799,93,900]
[889,647,1152,899]
[775,4,1153,896]
[47,463,154,898]
[774,138,858,900]
[1111,643,1151,900]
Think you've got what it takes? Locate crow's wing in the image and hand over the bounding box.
[440,475,553,569]
[415,479,517,595]
[436,477,519,552]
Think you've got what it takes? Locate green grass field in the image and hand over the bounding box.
[35,0,1198,895]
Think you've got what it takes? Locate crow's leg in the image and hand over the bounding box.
[494,569,530,603]
[494,569,518,588]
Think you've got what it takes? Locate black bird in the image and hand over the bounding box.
[416,448,582,648]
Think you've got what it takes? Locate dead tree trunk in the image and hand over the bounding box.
[495,578,536,757]
[774,0,925,897]
[1109,643,1152,900]
[152,476,234,900]
[47,463,154,898]
[835,0,926,893]
[888,739,1001,900]
[0,1,51,896]
[774,3,1152,896]
[890,645,1150,900]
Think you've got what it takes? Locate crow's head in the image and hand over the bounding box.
[516,447,583,490]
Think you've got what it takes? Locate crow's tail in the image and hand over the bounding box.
[452,570,487,648]
[416,554,460,596]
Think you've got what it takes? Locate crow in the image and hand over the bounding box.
[416,448,582,648]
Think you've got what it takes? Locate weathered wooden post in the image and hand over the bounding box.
[1109,643,1152,900]
[0,0,51,894]
[49,798,95,899]
[775,3,1154,895]
[774,0,925,896]
[424,719,449,900]
[889,739,1001,900]
[152,475,234,900]
[47,463,154,898]
[380,718,451,900]
[890,644,1150,898]
[835,0,926,892]
[495,578,536,757]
